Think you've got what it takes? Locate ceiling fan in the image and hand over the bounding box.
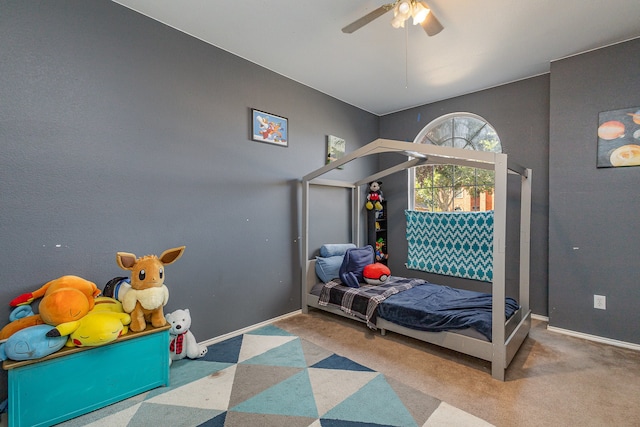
[342,0,443,36]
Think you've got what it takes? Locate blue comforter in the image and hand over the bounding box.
[377,281,519,341]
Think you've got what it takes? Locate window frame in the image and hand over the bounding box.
[408,112,502,212]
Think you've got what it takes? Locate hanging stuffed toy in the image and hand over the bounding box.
[365,181,384,211]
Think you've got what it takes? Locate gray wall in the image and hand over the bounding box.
[2,0,638,405]
[379,76,550,315]
[548,38,640,343]
[0,0,378,396]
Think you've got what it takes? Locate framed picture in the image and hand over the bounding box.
[596,106,640,168]
[251,109,288,147]
[327,135,346,168]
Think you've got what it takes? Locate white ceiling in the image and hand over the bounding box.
[113,0,640,116]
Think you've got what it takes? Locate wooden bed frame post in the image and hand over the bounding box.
[352,186,360,246]
[301,179,310,314]
[492,153,508,381]
[519,169,532,315]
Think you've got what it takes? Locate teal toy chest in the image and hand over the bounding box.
[3,325,170,427]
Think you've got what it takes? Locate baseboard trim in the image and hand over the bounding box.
[199,310,302,347]
[198,311,640,353]
[547,325,640,352]
[531,313,549,322]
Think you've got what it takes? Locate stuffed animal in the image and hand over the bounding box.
[363,263,391,285]
[102,276,131,302]
[0,324,67,361]
[365,181,384,211]
[166,309,208,363]
[0,306,45,341]
[46,297,131,347]
[375,238,388,262]
[9,276,101,326]
[115,246,186,332]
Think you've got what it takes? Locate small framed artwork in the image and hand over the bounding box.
[327,135,346,167]
[251,109,288,147]
[596,106,640,168]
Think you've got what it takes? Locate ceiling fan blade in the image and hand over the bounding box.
[342,3,395,34]
[420,8,444,36]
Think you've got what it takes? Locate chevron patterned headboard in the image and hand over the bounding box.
[405,210,494,282]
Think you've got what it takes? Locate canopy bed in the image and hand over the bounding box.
[300,138,532,381]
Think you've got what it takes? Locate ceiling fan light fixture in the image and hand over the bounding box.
[397,0,412,16]
[420,7,444,36]
[392,0,413,28]
[412,2,430,25]
[391,13,406,29]
[393,0,412,22]
[341,0,443,36]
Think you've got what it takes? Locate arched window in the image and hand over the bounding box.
[409,113,502,212]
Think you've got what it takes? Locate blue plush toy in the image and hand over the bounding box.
[0,324,67,361]
[339,246,375,288]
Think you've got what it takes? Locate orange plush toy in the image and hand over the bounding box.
[10,276,101,326]
[115,246,185,332]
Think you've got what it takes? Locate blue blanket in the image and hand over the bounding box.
[377,281,519,341]
[317,276,519,341]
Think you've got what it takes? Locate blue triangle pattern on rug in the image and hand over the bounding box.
[311,353,375,372]
[197,411,226,426]
[55,324,493,427]
[322,374,418,426]
[241,337,307,368]
[200,334,243,363]
[320,420,397,427]
[230,369,319,418]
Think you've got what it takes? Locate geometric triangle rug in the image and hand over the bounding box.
[54,325,494,427]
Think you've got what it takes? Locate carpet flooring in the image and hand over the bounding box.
[53,324,493,427]
[275,311,640,427]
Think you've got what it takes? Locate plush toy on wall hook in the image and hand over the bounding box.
[115,246,186,332]
[365,181,384,211]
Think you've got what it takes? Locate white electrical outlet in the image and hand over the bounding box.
[594,295,606,310]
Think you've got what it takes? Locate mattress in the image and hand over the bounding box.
[377,282,519,341]
[312,277,519,341]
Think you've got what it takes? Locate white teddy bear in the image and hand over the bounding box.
[166,309,208,363]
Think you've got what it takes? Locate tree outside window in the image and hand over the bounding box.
[410,113,501,212]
